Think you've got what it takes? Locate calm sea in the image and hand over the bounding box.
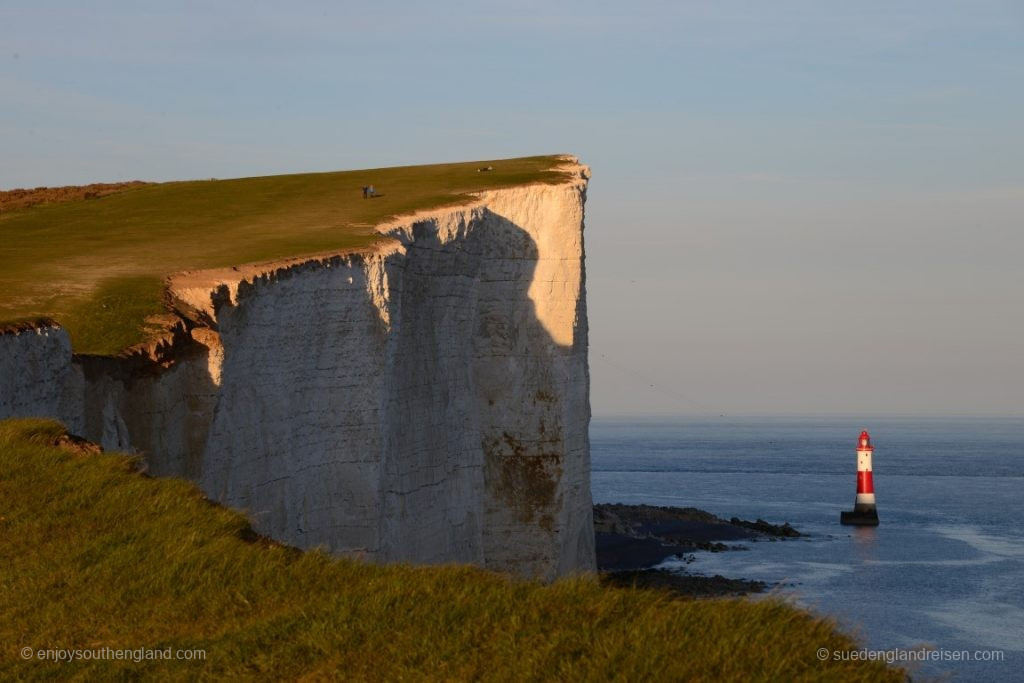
[590,416,1024,682]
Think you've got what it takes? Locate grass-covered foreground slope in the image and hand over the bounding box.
[0,156,568,355]
[0,419,903,681]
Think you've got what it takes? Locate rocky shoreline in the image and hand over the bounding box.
[594,503,801,598]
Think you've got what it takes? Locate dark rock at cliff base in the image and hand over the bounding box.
[634,518,756,543]
[602,569,765,598]
[595,503,723,531]
[595,503,800,542]
[594,503,801,573]
[728,517,802,538]
[594,504,799,597]
[595,532,692,571]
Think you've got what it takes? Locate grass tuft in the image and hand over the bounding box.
[0,418,904,681]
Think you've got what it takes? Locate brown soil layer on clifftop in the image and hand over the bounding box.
[0,181,152,213]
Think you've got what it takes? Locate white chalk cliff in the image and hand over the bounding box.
[0,160,594,579]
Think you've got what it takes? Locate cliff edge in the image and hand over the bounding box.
[0,157,593,579]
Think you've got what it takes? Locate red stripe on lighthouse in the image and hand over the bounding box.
[857,470,874,494]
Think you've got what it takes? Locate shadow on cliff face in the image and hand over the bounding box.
[468,209,567,533]
[73,330,222,482]
[378,204,592,577]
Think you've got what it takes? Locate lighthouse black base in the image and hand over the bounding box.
[840,504,879,526]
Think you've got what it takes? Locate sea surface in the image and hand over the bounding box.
[590,416,1024,682]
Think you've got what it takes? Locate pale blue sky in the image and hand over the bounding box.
[2,1,1022,416]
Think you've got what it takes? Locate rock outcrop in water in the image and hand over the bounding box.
[0,160,594,580]
[594,503,801,571]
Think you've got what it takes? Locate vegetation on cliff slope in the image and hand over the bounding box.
[0,156,569,355]
[0,419,903,681]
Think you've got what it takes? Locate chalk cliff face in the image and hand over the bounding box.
[0,162,593,579]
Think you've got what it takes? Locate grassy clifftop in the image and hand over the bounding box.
[0,156,570,355]
[0,418,903,681]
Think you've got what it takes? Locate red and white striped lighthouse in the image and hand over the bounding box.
[840,430,880,526]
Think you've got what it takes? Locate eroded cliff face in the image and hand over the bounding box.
[0,161,593,579]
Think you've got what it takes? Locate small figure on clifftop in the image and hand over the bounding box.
[361,186,368,199]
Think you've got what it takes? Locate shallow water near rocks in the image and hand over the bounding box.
[591,416,1024,682]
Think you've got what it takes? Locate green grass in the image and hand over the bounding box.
[0,418,904,681]
[0,156,570,355]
